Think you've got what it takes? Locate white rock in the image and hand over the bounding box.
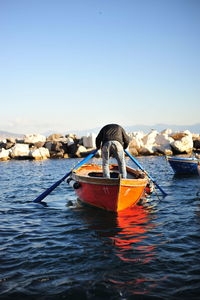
[75,145,88,157]
[171,134,193,153]
[30,147,50,160]
[128,137,143,152]
[192,133,200,139]
[160,128,172,135]
[67,137,75,146]
[0,139,7,143]
[0,148,11,160]
[76,145,87,153]
[128,132,145,154]
[82,133,96,148]
[128,131,145,139]
[155,144,173,155]
[140,145,157,155]
[154,133,174,155]
[155,134,173,145]
[137,130,158,155]
[183,130,192,135]
[142,130,158,145]
[23,134,46,144]
[10,144,30,158]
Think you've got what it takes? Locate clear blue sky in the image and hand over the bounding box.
[0,0,199,134]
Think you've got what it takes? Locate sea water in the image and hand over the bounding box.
[0,156,200,299]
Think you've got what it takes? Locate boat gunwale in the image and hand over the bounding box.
[71,163,148,186]
[167,156,200,164]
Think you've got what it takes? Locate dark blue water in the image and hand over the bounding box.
[0,156,200,299]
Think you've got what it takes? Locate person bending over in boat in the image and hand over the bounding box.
[96,124,130,178]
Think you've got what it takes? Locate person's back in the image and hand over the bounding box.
[96,124,130,178]
[96,124,130,150]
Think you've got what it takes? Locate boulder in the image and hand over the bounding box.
[128,132,144,154]
[139,130,158,155]
[51,142,63,152]
[30,147,50,160]
[0,139,6,143]
[192,133,200,140]
[128,145,139,156]
[1,138,16,149]
[155,145,173,156]
[65,133,77,140]
[66,137,75,146]
[160,128,173,135]
[33,141,45,148]
[50,151,65,159]
[193,139,200,150]
[82,133,97,148]
[154,133,174,155]
[75,145,88,157]
[0,142,6,150]
[44,141,67,158]
[0,148,11,161]
[15,138,24,144]
[140,145,157,155]
[79,147,100,158]
[128,140,139,156]
[4,141,15,149]
[23,134,46,144]
[193,135,200,150]
[142,129,158,145]
[171,133,193,154]
[10,144,30,159]
[6,137,16,143]
[44,141,53,151]
[47,133,68,143]
[67,143,79,157]
[170,130,190,141]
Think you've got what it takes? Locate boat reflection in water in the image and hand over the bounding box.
[110,205,157,264]
[77,200,164,296]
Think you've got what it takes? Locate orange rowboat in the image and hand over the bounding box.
[68,163,149,212]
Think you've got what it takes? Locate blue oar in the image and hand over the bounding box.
[33,149,98,203]
[125,149,167,196]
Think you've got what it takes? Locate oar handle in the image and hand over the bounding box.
[33,149,98,203]
[125,150,167,196]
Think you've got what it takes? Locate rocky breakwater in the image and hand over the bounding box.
[128,129,200,156]
[0,130,200,161]
[0,133,94,161]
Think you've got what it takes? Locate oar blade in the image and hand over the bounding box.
[33,172,71,203]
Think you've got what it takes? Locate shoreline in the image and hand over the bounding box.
[1,129,200,161]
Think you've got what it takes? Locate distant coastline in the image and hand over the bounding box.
[1,123,200,139]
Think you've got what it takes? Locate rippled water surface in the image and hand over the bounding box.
[0,156,200,299]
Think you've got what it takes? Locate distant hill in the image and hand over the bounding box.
[72,123,200,136]
[1,123,200,140]
[125,123,200,134]
[0,130,24,139]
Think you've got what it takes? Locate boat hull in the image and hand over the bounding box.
[70,164,148,212]
[167,156,200,175]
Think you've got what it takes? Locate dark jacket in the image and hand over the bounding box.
[96,124,130,149]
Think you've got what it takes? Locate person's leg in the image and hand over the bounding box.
[111,141,127,178]
[102,141,111,178]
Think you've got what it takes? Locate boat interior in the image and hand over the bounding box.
[88,171,119,178]
[87,169,145,180]
[74,164,146,180]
